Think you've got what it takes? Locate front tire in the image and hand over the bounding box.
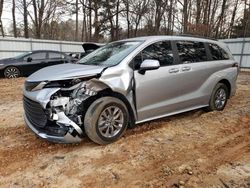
[206,83,229,111]
[84,96,129,145]
[4,66,20,78]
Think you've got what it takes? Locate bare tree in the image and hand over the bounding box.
[0,0,4,36]
[80,0,87,41]
[115,0,120,40]
[75,0,79,41]
[2,0,248,40]
[215,0,228,38]
[183,0,188,33]
[167,0,174,34]
[228,0,239,37]
[23,0,29,38]
[177,0,189,33]
[123,0,130,37]
[12,0,17,37]
[154,0,168,34]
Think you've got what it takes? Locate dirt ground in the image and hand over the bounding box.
[0,73,249,188]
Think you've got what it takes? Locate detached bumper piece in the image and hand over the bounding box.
[23,97,83,143]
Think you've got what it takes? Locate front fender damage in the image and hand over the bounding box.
[39,79,110,143]
[36,71,136,143]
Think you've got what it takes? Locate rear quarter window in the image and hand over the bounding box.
[176,41,207,63]
[208,43,230,60]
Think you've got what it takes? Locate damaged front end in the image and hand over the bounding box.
[23,77,106,143]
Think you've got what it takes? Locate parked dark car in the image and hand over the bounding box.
[0,50,75,78]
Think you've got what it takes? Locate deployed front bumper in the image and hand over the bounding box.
[23,88,84,143]
[24,113,82,143]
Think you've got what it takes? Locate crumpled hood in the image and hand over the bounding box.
[27,63,106,82]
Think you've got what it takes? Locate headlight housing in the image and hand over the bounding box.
[25,79,82,92]
[25,81,48,91]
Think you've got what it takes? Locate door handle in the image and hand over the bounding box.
[169,68,179,73]
[182,66,191,71]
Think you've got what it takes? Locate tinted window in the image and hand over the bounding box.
[24,52,46,60]
[209,43,230,60]
[49,52,63,59]
[176,41,207,63]
[134,41,174,69]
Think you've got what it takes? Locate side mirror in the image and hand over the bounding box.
[139,59,160,74]
[27,57,32,62]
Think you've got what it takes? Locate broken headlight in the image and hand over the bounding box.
[25,81,48,91]
[45,79,83,89]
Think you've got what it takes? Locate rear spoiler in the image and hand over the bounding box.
[82,43,105,52]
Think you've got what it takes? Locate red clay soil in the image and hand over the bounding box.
[0,73,249,187]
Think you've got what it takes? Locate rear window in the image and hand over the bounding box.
[208,43,230,60]
[176,41,207,63]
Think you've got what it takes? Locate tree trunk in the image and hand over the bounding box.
[88,0,92,41]
[228,0,239,38]
[115,0,120,40]
[80,0,87,41]
[0,0,4,37]
[32,0,39,38]
[38,0,45,38]
[23,0,29,38]
[183,0,188,33]
[215,0,227,38]
[196,0,201,25]
[154,2,161,34]
[75,0,79,41]
[209,0,218,36]
[167,0,173,35]
[81,1,85,41]
[12,0,17,37]
[125,0,130,38]
[93,0,100,41]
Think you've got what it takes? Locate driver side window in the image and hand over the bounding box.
[133,41,174,70]
[24,52,46,61]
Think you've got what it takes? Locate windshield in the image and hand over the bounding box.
[78,41,142,66]
[14,52,32,59]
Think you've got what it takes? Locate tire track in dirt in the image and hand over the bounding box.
[0,73,249,187]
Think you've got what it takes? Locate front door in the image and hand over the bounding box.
[134,41,182,121]
[21,52,47,76]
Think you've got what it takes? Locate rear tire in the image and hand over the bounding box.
[206,83,229,111]
[84,96,129,145]
[4,66,20,78]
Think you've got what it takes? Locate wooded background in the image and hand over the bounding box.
[0,0,250,42]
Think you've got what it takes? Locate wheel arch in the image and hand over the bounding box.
[81,88,136,128]
[218,79,231,98]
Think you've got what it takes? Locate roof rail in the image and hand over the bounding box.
[178,34,218,41]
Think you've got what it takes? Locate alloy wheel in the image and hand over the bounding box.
[4,67,20,78]
[215,88,227,109]
[97,106,124,138]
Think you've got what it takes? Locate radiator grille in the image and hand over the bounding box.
[23,97,48,128]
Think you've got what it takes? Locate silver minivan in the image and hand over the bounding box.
[23,36,239,144]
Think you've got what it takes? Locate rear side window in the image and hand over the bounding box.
[134,41,174,69]
[209,43,230,60]
[48,52,63,59]
[24,52,46,60]
[176,41,207,63]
